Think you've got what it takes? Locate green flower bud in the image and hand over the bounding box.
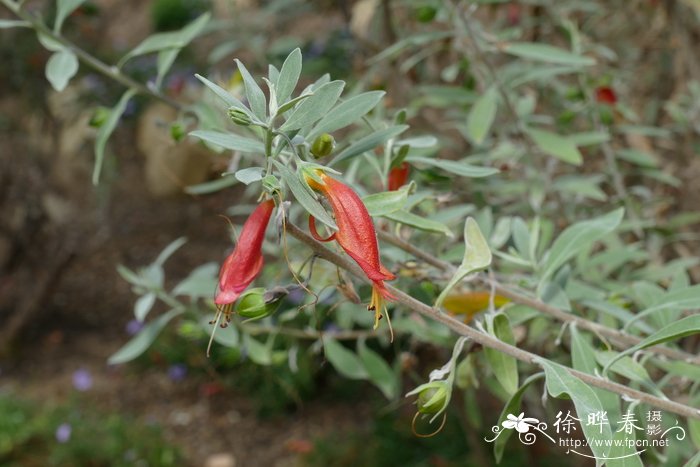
[394,109,407,125]
[170,122,186,142]
[415,5,437,22]
[89,106,110,128]
[228,108,252,126]
[417,382,449,414]
[310,133,335,158]
[236,287,280,319]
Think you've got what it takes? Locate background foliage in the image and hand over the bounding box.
[2,0,700,465]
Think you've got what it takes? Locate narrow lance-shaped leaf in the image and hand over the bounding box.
[155,237,187,266]
[118,13,210,67]
[272,161,337,230]
[503,42,596,66]
[234,58,267,121]
[623,284,700,332]
[108,309,183,364]
[483,313,519,396]
[358,341,398,399]
[93,88,138,185]
[189,130,265,154]
[488,372,544,463]
[331,125,409,165]
[308,91,386,141]
[280,80,345,132]
[0,19,30,29]
[194,73,253,117]
[362,184,411,217]
[537,358,612,460]
[435,217,492,307]
[407,156,499,178]
[54,0,86,32]
[466,86,498,145]
[324,338,368,380]
[539,208,624,286]
[383,210,452,237]
[275,48,302,105]
[526,127,583,166]
[603,315,700,382]
[185,176,238,195]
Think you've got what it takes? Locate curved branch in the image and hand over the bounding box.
[377,229,700,366]
[1,0,183,111]
[286,221,700,420]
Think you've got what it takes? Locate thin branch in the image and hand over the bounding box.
[1,0,183,111]
[242,323,384,341]
[377,229,700,366]
[285,221,700,420]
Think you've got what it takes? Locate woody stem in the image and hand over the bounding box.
[376,230,700,366]
[284,221,700,421]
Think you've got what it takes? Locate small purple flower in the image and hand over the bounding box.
[72,368,93,391]
[167,363,187,381]
[55,423,72,443]
[126,319,144,336]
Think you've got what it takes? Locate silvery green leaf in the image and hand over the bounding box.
[539,208,624,285]
[483,314,519,396]
[185,175,238,195]
[275,47,302,105]
[538,358,612,460]
[173,263,218,298]
[118,13,209,67]
[45,49,78,92]
[407,156,499,177]
[280,80,345,132]
[273,161,336,230]
[108,309,182,364]
[93,88,137,184]
[324,338,368,380]
[526,127,583,165]
[194,74,252,116]
[332,125,409,164]
[490,373,544,463]
[0,19,30,28]
[235,167,265,185]
[362,185,410,216]
[308,91,385,140]
[155,237,187,266]
[54,0,86,32]
[603,315,700,380]
[466,86,498,145]
[383,210,452,237]
[190,130,264,153]
[234,58,268,121]
[134,292,156,322]
[503,42,595,66]
[358,342,397,399]
[435,217,492,307]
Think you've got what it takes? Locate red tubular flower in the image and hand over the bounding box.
[388,162,410,191]
[215,199,275,310]
[305,170,395,330]
[595,86,617,105]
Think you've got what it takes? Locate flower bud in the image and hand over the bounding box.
[310,133,335,158]
[228,108,252,126]
[170,122,185,142]
[236,287,280,319]
[417,382,449,414]
[89,106,110,128]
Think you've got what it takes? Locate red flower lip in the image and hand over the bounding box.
[215,199,275,306]
[305,170,395,331]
